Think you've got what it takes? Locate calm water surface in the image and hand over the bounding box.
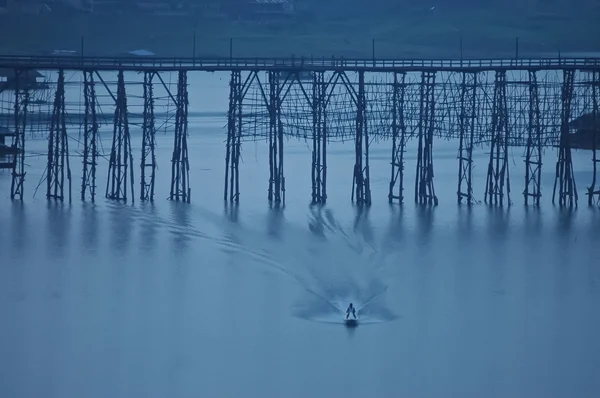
[1,74,600,398]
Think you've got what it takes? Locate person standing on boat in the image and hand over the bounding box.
[346,303,357,319]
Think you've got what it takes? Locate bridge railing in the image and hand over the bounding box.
[0,55,599,70]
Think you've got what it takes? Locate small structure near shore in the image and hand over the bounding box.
[0,127,17,169]
[249,0,294,16]
[225,0,295,20]
[0,68,48,91]
[117,49,156,57]
[569,112,600,150]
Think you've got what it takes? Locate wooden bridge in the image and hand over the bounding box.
[0,55,599,208]
[1,55,600,72]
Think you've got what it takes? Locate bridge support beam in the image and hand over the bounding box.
[268,71,285,205]
[224,71,244,203]
[587,71,600,206]
[552,69,577,207]
[352,71,371,205]
[415,71,438,205]
[141,71,157,202]
[106,70,134,202]
[389,72,407,204]
[10,70,28,201]
[81,71,99,202]
[170,71,191,202]
[46,69,71,202]
[457,72,477,204]
[524,70,543,206]
[311,71,327,204]
[485,71,511,206]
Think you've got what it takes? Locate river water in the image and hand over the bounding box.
[1,72,600,398]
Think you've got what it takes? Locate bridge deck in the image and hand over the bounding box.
[0,56,599,72]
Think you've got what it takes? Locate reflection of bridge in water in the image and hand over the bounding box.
[0,56,599,207]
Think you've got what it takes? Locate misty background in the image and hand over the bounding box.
[1,0,600,58]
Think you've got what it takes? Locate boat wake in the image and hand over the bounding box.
[129,202,402,326]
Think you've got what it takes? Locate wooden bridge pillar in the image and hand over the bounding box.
[169,70,190,203]
[352,71,371,205]
[140,71,157,202]
[457,72,477,204]
[485,70,511,206]
[81,70,99,202]
[587,71,600,206]
[224,71,243,203]
[415,71,438,205]
[524,70,543,206]
[106,70,134,202]
[552,69,577,207]
[311,71,327,204]
[267,71,285,205]
[389,71,407,204]
[45,69,71,202]
[10,70,28,201]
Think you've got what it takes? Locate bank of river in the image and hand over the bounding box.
[2,5,600,59]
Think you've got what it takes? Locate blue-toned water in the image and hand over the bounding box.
[1,73,600,398]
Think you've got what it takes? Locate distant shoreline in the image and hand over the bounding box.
[2,5,600,59]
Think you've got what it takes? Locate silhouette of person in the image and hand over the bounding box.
[346,303,357,319]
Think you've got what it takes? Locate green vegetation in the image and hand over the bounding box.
[1,1,599,58]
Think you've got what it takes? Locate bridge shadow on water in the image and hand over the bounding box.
[137,201,159,255]
[80,201,99,254]
[107,201,134,256]
[169,200,193,257]
[8,201,27,254]
[45,201,72,260]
